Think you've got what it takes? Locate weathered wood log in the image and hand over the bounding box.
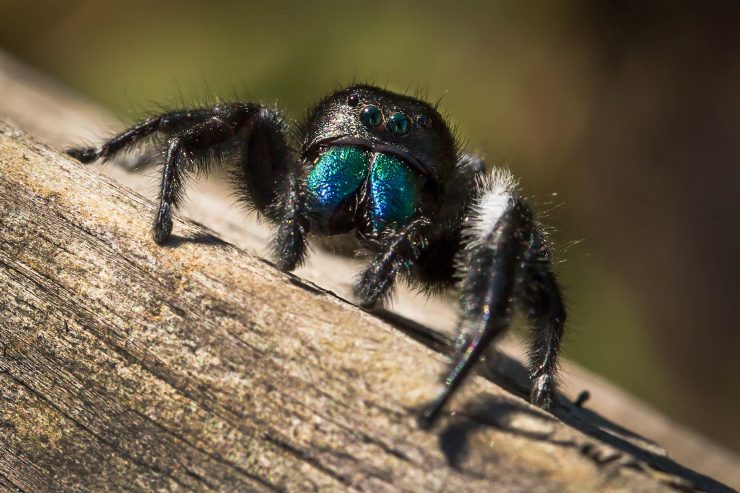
[0,118,734,492]
[0,54,737,490]
[0,49,737,492]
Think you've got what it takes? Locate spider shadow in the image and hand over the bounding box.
[437,395,560,470]
[374,309,731,492]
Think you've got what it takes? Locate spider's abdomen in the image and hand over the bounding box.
[305,146,420,235]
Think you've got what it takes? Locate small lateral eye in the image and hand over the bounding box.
[387,112,411,136]
[347,93,360,107]
[360,105,383,127]
[417,114,432,128]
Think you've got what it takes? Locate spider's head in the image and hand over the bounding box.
[302,84,458,183]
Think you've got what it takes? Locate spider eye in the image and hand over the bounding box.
[360,105,383,128]
[387,112,411,136]
[417,114,432,128]
[347,93,360,107]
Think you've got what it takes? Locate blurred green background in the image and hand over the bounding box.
[1,0,738,452]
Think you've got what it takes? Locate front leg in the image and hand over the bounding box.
[519,232,566,409]
[67,103,295,245]
[419,199,534,427]
[270,161,311,272]
[418,169,566,427]
[65,108,217,163]
[354,218,431,308]
[152,113,251,243]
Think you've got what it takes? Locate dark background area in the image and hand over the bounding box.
[1,0,738,452]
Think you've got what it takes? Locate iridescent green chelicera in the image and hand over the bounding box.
[369,153,419,230]
[306,146,369,218]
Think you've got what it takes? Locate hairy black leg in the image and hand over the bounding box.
[520,233,565,410]
[151,105,271,243]
[419,201,534,428]
[153,117,233,243]
[354,217,431,308]
[65,108,216,163]
[235,108,293,213]
[67,102,297,246]
[270,164,310,271]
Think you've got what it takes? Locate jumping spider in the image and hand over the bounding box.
[67,84,566,427]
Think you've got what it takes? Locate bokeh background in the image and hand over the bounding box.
[1,0,738,453]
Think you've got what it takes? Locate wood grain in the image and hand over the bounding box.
[0,119,734,492]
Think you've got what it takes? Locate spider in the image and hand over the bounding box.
[66,84,566,428]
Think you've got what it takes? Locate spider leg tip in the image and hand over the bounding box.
[530,374,557,410]
[416,407,439,430]
[152,212,174,245]
[65,146,99,164]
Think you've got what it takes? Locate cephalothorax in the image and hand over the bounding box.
[67,84,566,427]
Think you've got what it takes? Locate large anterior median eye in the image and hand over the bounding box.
[386,112,411,136]
[360,105,383,127]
